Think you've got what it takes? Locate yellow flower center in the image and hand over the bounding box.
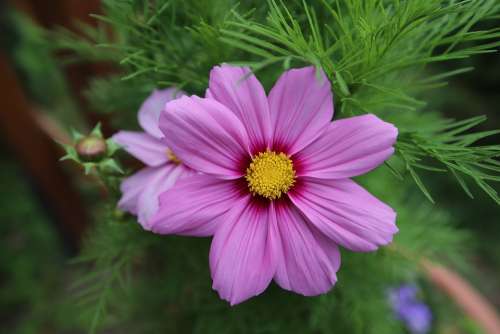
[245,150,296,200]
[166,149,181,164]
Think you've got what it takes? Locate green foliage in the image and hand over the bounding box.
[222,0,500,100]
[218,0,500,201]
[397,116,500,203]
[84,75,154,129]
[70,207,152,334]
[50,21,120,64]
[54,0,500,201]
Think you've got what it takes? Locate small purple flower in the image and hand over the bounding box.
[112,88,193,229]
[389,284,432,334]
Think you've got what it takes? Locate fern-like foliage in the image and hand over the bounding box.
[221,0,500,100]
[52,0,500,202]
[219,0,500,201]
[70,207,154,334]
[397,116,500,203]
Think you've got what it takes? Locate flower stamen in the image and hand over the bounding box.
[167,149,181,164]
[245,150,296,200]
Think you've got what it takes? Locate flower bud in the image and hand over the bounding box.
[75,135,107,162]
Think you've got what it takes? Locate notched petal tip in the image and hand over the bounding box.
[290,178,398,253]
[366,113,399,139]
[208,64,272,152]
[296,114,399,179]
[272,201,341,296]
[210,199,276,305]
[269,65,334,155]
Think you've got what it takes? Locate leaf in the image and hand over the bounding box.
[407,164,435,204]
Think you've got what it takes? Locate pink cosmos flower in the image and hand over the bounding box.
[112,88,192,229]
[150,65,398,305]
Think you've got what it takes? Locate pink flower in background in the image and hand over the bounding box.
[113,88,192,229]
[150,65,398,305]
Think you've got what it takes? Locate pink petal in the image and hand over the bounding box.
[112,131,168,167]
[118,164,188,230]
[118,167,156,216]
[160,96,250,179]
[268,66,333,155]
[137,164,189,229]
[273,200,340,296]
[205,88,214,99]
[289,177,398,252]
[295,114,398,179]
[210,198,278,305]
[138,88,185,139]
[150,175,246,236]
[207,64,272,152]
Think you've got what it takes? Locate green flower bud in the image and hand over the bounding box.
[75,135,107,162]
